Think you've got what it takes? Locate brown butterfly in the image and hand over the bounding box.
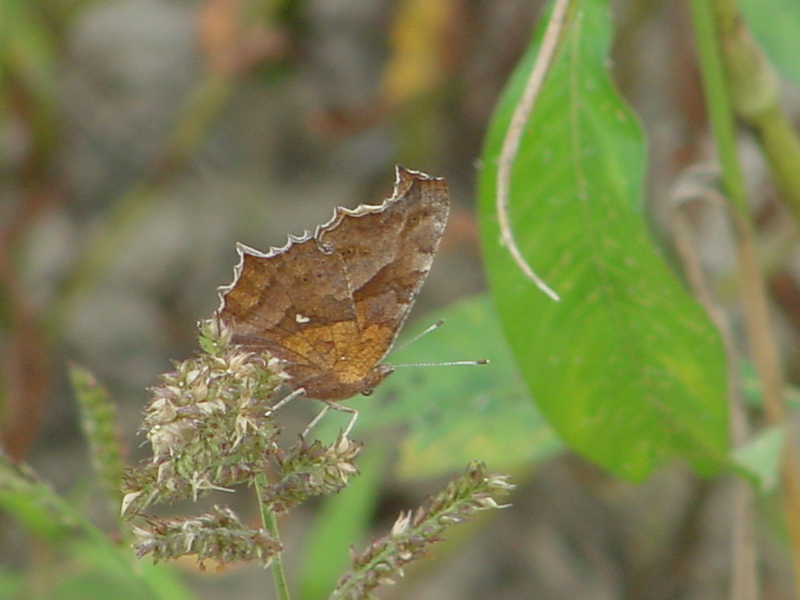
[216,167,449,433]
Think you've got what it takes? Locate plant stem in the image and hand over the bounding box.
[689,0,800,596]
[256,474,291,600]
[687,0,746,213]
[709,0,800,224]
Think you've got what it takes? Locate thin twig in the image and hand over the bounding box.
[495,0,575,302]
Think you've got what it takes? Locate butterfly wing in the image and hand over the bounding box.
[217,167,449,400]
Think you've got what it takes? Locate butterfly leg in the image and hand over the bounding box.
[302,401,359,438]
[268,387,306,414]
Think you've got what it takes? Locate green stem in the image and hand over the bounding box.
[687,0,747,215]
[255,474,291,600]
[749,104,800,224]
[708,0,800,224]
[689,0,800,595]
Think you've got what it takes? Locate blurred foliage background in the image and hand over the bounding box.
[2,0,800,598]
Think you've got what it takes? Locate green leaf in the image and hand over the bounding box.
[732,425,784,493]
[477,0,729,481]
[52,539,195,600]
[738,0,800,87]
[0,458,76,541]
[327,296,562,480]
[0,569,23,600]
[0,456,194,600]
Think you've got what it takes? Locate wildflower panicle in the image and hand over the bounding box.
[261,434,362,514]
[122,318,515,595]
[122,319,284,518]
[132,505,282,568]
[331,462,515,599]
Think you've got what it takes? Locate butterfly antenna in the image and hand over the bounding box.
[392,359,489,368]
[395,319,445,352]
[393,319,488,367]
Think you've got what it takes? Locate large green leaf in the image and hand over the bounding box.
[478,0,729,481]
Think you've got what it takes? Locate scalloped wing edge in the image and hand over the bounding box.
[216,166,444,313]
